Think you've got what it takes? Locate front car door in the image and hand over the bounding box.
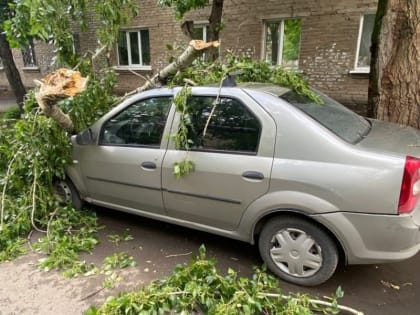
[162,88,276,230]
[73,95,173,215]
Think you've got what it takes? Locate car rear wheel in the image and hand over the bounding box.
[258,216,338,286]
[53,178,83,210]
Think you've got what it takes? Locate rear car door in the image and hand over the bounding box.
[162,88,276,230]
[74,96,172,215]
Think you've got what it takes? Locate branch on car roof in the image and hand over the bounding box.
[124,40,219,98]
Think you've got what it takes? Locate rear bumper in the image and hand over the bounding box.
[313,212,420,264]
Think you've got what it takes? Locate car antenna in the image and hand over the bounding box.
[222,70,243,87]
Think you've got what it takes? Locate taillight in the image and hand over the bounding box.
[398,156,420,214]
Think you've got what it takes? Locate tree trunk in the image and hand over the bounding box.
[207,0,224,61]
[368,0,420,128]
[0,33,26,112]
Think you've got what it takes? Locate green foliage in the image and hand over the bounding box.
[0,69,117,263]
[107,229,134,245]
[35,207,99,271]
[85,245,344,315]
[173,159,195,179]
[102,251,137,274]
[169,54,322,104]
[283,19,302,62]
[158,0,208,20]
[4,0,138,65]
[2,107,21,119]
[172,85,196,178]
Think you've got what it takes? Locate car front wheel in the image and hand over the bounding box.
[53,178,83,210]
[258,216,338,286]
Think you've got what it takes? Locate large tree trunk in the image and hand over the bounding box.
[207,0,224,61]
[0,33,26,112]
[368,0,420,127]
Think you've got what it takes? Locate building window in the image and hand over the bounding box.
[192,25,208,42]
[72,33,81,55]
[117,29,151,68]
[264,19,301,69]
[355,14,375,72]
[21,40,37,68]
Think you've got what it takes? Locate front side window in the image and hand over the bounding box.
[21,39,37,67]
[355,14,375,71]
[186,96,261,154]
[117,29,151,67]
[100,97,172,147]
[264,18,301,69]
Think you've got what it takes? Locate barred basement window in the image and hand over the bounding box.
[21,40,37,68]
[117,29,151,68]
[264,19,301,69]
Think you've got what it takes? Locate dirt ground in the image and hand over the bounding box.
[1,208,420,315]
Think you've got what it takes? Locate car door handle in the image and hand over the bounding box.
[141,161,157,170]
[242,171,264,180]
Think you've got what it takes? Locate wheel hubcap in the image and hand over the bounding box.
[269,228,322,278]
[54,181,72,204]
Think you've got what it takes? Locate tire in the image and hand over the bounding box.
[53,178,84,210]
[258,216,338,286]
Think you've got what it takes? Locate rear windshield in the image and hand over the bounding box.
[280,90,371,144]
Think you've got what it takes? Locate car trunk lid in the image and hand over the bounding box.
[356,119,420,158]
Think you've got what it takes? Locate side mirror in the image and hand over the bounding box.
[76,128,94,145]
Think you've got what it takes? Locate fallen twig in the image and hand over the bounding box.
[165,251,192,258]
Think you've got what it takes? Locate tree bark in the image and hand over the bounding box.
[35,68,89,133]
[207,0,224,61]
[0,33,26,112]
[369,0,420,128]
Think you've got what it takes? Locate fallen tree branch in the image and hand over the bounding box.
[34,68,89,133]
[125,40,219,97]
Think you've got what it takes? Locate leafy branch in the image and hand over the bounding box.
[86,245,362,315]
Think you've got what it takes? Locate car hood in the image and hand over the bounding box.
[356,119,420,157]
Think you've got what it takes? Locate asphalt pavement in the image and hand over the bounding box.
[95,207,420,315]
[0,95,17,113]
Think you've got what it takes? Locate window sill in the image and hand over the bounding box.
[22,66,40,72]
[114,66,152,72]
[349,68,370,74]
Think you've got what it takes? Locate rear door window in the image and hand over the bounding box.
[186,96,261,154]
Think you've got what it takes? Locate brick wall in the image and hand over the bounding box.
[0,0,378,113]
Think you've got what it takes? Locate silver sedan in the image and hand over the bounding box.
[59,83,420,286]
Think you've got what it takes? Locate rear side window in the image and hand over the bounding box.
[100,97,172,147]
[186,96,261,154]
[280,90,371,143]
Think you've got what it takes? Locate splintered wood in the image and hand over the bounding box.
[37,68,89,98]
[35,68,89,133]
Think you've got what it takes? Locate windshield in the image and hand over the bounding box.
[280,90,371,143]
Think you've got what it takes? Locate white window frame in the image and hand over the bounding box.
[193,24,208,42]
[116,29,151,71]
[21,40,38,70]
[351,13,375,74]
[263,18,301,69]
